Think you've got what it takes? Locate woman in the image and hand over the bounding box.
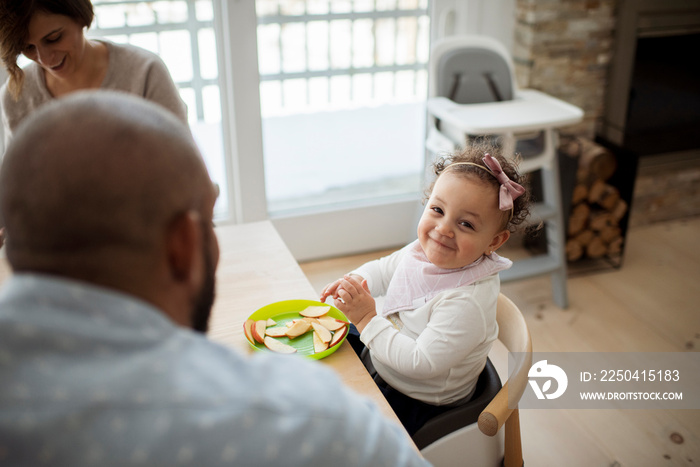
[0,0,188,147]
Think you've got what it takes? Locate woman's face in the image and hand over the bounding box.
[23,11,87,80]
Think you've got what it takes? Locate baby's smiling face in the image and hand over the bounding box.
[417,172,510,269]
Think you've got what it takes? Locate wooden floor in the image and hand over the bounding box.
[300,216,700,467]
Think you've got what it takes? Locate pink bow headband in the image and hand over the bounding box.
[446,153,526,212]
[481,153,526,211]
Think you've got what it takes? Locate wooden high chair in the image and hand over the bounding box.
[415,293,533,467]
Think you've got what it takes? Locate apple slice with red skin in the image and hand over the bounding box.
[264,336,297,354]
[252,320,267,344]
[243,319,256,343]
[329,324,349,348]
[285,319,311,339]
[316,316,347,332]
[311,322,332,344]
[313,331,329,353]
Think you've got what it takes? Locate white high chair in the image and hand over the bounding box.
[414,293,533,467]
[425,35,584,309]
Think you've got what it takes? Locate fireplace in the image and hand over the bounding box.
[599,0,700,156]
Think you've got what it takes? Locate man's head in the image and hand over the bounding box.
[0,91,219,332]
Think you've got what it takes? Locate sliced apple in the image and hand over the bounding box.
[266,318,277,327]
[285,319,298,328]
[313,331,329,353]
[316,316,348,332]
[285,319,311,339]
[243,319,255,343]
[329,325,349,348]
[264,326,288,338]
[252,320,267,344]
[311,322,332,344]
[264,336,297,354]
[299,305,331,318]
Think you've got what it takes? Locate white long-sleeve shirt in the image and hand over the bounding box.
[354,244,500,405]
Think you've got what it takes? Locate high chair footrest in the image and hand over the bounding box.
[499,256,563,282]
[529,202,558,222]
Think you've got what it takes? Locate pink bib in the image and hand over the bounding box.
[381,240,512,317]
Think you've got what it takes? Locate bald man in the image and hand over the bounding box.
[0,92,428,466]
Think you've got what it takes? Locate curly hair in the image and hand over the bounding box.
[0,0,94,99]
[427,140,532,233]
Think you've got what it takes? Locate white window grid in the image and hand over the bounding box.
[257,0,431,116]
[89,0,218,124]
[89,0,430,120]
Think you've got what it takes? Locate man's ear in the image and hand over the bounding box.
[165,210,202,282]
[487,229,511,254]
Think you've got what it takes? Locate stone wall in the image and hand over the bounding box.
[512,0,617,139]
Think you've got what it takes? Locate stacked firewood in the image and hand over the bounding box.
[563,138,628,262]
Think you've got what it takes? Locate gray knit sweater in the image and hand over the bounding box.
[1,40,188,148]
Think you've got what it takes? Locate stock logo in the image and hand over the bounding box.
[528,360,568,400]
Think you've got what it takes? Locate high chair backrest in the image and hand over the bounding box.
[429,36,519,103]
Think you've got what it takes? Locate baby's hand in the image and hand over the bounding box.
[333,275,376,332]
[319,273,363,303]
[319,278,343,303]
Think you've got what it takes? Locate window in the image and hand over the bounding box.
[88,0,432,260]
[90,0,229,218]
[255,0,430,213]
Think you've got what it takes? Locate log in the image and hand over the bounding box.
[568,203,590,236]
[590,212,613,232]
[600,226,621,243]
[572,184,588,205]
[588,150,618,182]
[599,187,620,211]
[574,229,594,246]
[576,138,618,182]
[587,180,607,204]
[588,181,620,210]
[563,137,626,263]
[566,238,584,262]
[610,199,629,223]
[586,236,608,258]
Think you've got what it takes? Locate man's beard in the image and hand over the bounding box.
[191,230,216,334]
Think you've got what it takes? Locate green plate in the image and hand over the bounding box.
[246,299,350,359]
